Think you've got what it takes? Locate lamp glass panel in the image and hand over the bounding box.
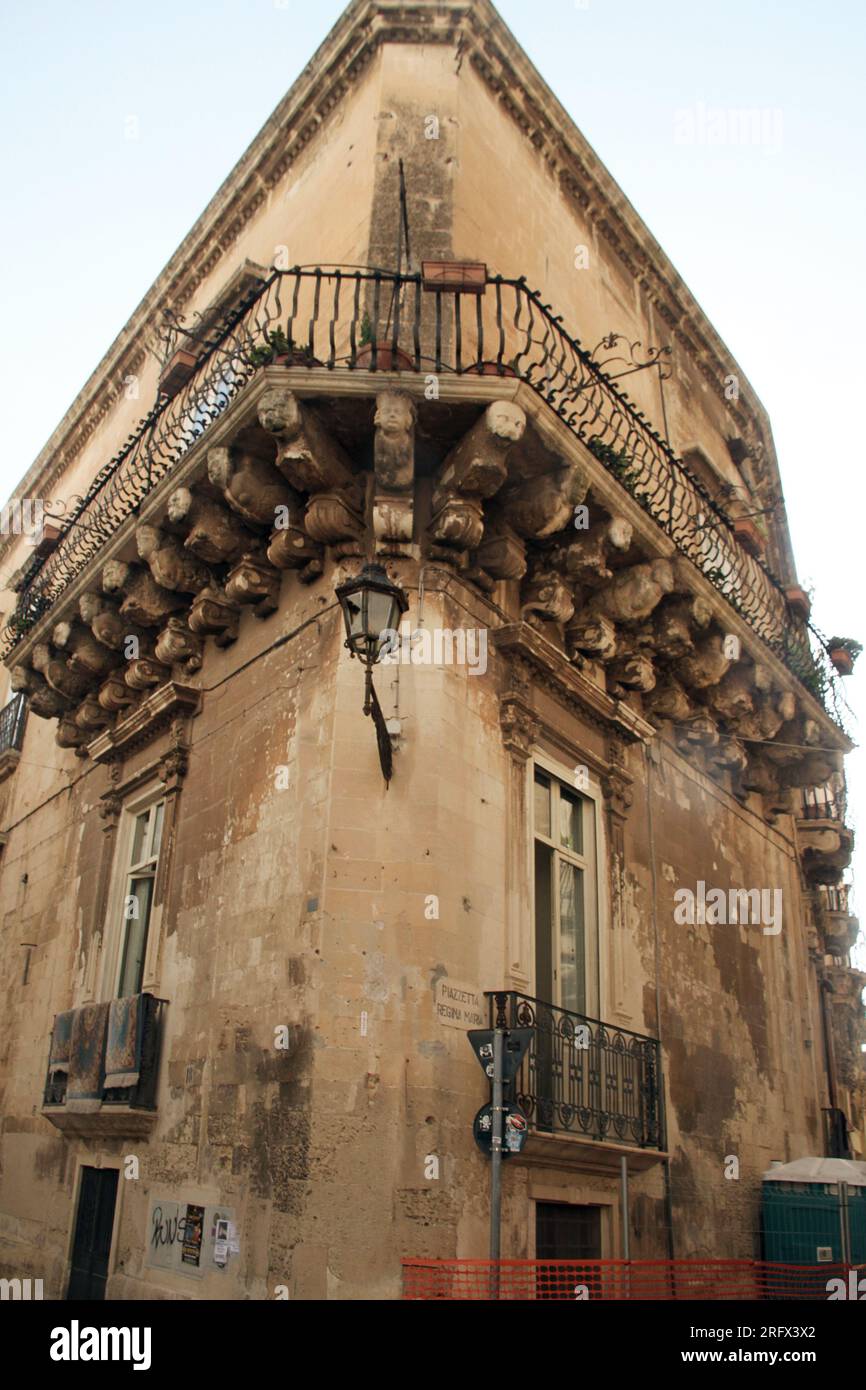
[366,588,397,641]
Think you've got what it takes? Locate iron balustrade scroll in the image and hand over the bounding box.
[0,692,27,754]
[2,267,839,717]
[487,991,664,1151]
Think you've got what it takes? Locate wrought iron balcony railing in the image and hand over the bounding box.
[801,784,846,822]
[43,993,166,1112]
[0,692,27,754]
[487,991,664,1151]
[2,266,837,714]
[819,884,850,915]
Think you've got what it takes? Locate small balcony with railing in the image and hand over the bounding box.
[797,782,855,884]
[0,691,27,782]
[42,992,166,1137]
[817,883,859,959]
[486,991,665,1170]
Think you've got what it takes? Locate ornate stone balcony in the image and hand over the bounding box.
[2,267,850,806]
[797,785,855,884]
[817,884,859,957]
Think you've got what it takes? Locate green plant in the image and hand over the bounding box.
[359,311,374,347]
[247,327,295,367]
[587,435,639,493]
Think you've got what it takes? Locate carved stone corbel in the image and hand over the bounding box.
[650,594,711,660]
[608,650,656,694]
[557,515,633,584]
[266,521,324,581]
[74,694,111,733]
[154,617,204,673]
[208,445,299,530]
[304,490,365,550]
[564,614,618,664]
[500,460,588,539]
[675,712,720,754]
[11,665,69,719]
[519,569,575,628]
[56,716,88,751]
[32,643,92,702]
[224,552,281,616]
[53,619,122,678]
[428,494,485,553]
[588,559,675,624]
[136,523,213,595]
[474,516,527,581]
[258,385,356,495]
[187,585,240,646]
[102,561,187,628]
[98,671,136,713]
[438,401,526,500]
[124,657,172,691]
[676,634,732,691]
[79,592,150,655]
[644,677,692,724]
[707,667,755,722]
[166,486,252,565]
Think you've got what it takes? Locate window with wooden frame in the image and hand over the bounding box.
[115,799,165,998]
[533,765,599,1018]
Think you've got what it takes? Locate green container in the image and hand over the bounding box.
[762,1180,866,1264]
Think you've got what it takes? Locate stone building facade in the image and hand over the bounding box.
[0,0,862,1299]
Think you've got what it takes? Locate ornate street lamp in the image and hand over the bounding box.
[335,564,408,784]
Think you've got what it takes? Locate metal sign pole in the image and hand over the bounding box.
[489,995,506,1300]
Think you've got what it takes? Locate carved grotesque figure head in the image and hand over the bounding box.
[485,400,526,444]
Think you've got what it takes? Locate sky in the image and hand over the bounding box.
[0,0,863,958]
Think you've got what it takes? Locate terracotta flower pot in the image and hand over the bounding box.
[829,647,854,676]
[731,517,764,557]
[470,361,518,377]
[784,585,811,621]
[354,343,415,371]
[159,348,198,399]
[273,349,321,367]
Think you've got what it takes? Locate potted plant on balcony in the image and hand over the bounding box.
[827,637,862,676]
[784,585,812,621]
[159,347,199,399]
[586,436,639,495]
[247,328,320,368]
[731,515,765,558]
[468,357,518,377]
[353,311,415,371]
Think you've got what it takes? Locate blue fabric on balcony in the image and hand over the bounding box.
[67,1002,109,1112]
[48,1010,74,1076]
[104,994,145,1089]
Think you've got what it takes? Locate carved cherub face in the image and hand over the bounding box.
[486,400,525,443]
[375,391,414,436]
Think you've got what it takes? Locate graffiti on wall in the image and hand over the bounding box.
[147,1199,236,1277]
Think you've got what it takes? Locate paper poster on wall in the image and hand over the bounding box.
[147,1199,235,1278]
[181,1204,204,1267]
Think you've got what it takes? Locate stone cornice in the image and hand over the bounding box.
[494,621,655,745]
[3,0,782,579]
[88,682,201,764]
